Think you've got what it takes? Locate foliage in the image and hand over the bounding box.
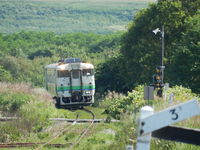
[101,91,126,119]
[102,85,200,150]
[0,92,31,114]
[0,93,55,142]
[108,114,136,150]
[0,0,148,34]
[0,65,12,81]
[0,83,61,142]
[151,139,176,150]
[0,31,122,88]
[0,56,53,86]
[102,85,148,119]
[166,85,199,102]
[168,14,200,93]
[121,0,199,89]
[151,86,200,150]
[0,122,21,142]
[95,56,127,93]
[19,99,53,132]
[0,82,110,143]
[0,31,121,59]
[97,0,200,94]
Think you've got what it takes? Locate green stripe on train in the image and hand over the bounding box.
[57,85,95,91]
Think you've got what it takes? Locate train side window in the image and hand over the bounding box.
[46,69,55,83]
[57,70,70,78]
[83,69,94,76]
[72,70,80,79]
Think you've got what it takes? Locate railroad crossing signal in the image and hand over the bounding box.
[152,66,164,97]
[136,99,200,150]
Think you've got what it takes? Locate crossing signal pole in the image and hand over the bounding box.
[152,25,165,97]
[160,25,165,87]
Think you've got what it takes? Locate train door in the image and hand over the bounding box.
[71,69,82,102]
[82,69,95,102]
[57,70,71,100]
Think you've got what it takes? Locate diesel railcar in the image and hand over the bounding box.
[45,58,95,109]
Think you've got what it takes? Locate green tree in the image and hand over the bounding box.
[96,56,127,93]
[117,0,199,92]
[168,14,200,93]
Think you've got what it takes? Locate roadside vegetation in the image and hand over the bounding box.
[98,85,200,150]
[0,82,104,143]
[0,82,60,143]
[0,83,199,149]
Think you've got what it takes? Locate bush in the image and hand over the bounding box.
[0,92,31,115]
[19,99,52,133]
[0,83,61,142]
[102,85,150,119]
[166,85,199,102]
[0,122,21,142]
[101,91,126,119]
[108,114,136,149]
[102,85,200,150]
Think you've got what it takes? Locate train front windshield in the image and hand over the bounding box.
[57,69,94,78]
[57,70,70,78]
[82,69,94,76]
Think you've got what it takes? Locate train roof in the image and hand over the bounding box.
[45,62,94,70]
[45,63,58,69]
[63,58,81,63]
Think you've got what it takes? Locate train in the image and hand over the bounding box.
[44,58,95,109]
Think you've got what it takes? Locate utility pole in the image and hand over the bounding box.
[152,25,165,97]
[158,25,165,97]
[160,25,165,86]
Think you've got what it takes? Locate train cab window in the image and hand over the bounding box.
[57,70,70,78]
[83,69,94,76]
[72,70,80,79]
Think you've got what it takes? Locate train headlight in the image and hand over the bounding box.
[85,91,91,94]
[58,65,65,70]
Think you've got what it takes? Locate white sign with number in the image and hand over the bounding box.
[138,99,200,135]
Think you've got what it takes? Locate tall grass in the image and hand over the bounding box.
[101,85,200,150]
[0,82,52,102]
[0,82,60,142]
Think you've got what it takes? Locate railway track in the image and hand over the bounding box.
[0,117,119,123]
[0,142,72,148]
[36,108,96,150]
[0,114,79,149]
[0,108,98,149]
[69,108,96,150]
[35,113,79,150]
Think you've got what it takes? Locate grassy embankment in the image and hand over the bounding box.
[99,86,200,150]
[0,82,108,146]
[0,82,199,150]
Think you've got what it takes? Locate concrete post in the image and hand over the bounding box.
[136,106,154,150]
[169,93,174,104]
[144,86,154,100]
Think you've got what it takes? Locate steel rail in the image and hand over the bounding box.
[69,108,95,150]
[0,142,72,148]
[35,113,79,150]
[0,117,119,123]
